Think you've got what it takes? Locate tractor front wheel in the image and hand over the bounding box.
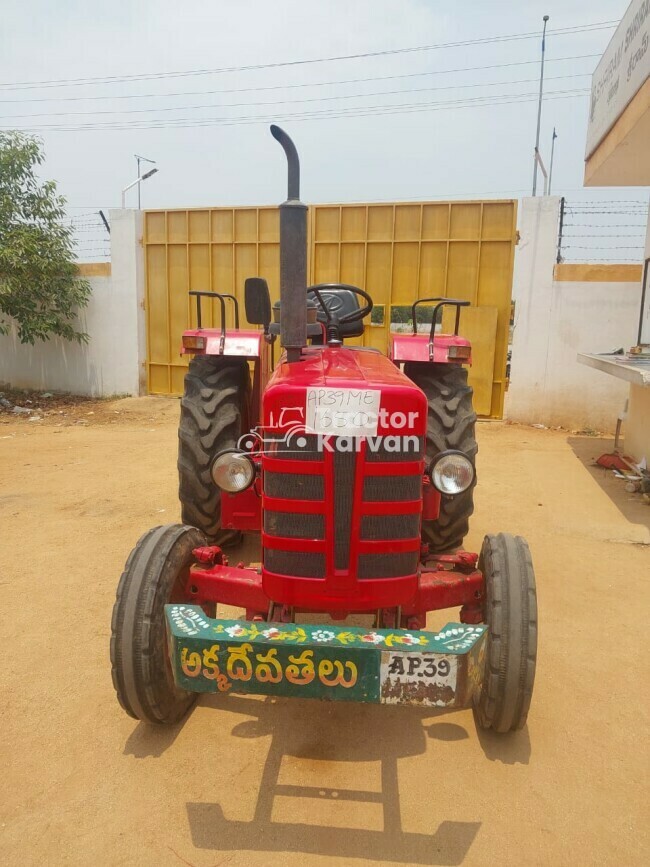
[110,524,206,724]
[474,533,538,733]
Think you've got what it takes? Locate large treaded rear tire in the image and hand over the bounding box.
[404,362,477,553]
[110,524,206,724]
[474,533,538,733]
[178,356,250,542]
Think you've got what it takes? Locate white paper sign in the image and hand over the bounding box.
[305,387,381,437]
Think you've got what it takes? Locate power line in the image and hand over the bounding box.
[565,199,650,204]
[59,191,645,209]
[563,245,645,249]
[6,87,591,133]
[562,223,647,231]
[1,73,593,120]
[566,204,649,209]
[0,21,617,91]
[566,209,649,215]
[563,259,643,262]
[0,53,602,105]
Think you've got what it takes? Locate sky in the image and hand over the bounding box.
[1,0,647,261]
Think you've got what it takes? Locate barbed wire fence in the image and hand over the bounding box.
[557,198,648,264]
[58,210,111,262]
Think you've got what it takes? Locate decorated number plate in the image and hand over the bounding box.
[380,652,457,706]
[165,605,487,708]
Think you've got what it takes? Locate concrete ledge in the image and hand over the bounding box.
[77,262,111,277]
[577,352,650,386]
[554,263,642,283]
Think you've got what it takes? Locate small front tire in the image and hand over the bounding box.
[110,524,206,724]
[474,533,538,733]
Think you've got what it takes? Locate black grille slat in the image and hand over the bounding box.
[360,514,420,540]
[333,449,356,570]
[365,436,424,462]
[264,471,324,500]
[358,551,419,579]
[363,475,421,502]
[265,550,326,578]
[264,511,325,539]
[266,433,322,461]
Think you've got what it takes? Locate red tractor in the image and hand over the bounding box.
[111,127,536,733]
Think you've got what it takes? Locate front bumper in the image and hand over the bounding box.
[165,604,487,708]
[185,548,484,616]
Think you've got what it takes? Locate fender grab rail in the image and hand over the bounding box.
[189,291,240,354]
[410,297,471,360]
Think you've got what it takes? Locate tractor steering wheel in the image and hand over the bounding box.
[306,283,373,325]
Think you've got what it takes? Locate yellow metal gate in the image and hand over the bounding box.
[144,199,516,417]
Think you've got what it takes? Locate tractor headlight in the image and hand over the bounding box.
[211,450,255,493]
[429,450,475,495]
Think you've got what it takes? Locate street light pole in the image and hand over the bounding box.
[122,167,159,209]
[134,154,156,209]
[548,127,558,195]
[532,15,550,196]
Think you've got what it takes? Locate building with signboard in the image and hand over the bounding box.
[579,0,650,466]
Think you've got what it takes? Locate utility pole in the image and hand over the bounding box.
[548,127,558,195]
[122,167,159,208]
[135,154,156,209]
[532,15,549,196]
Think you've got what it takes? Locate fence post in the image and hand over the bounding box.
[556,196,565,264]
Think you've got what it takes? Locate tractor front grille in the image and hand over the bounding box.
[263,435,423,582]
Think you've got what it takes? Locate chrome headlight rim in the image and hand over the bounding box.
[210,449,256,493]
[428,449,475,496]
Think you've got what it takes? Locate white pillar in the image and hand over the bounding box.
[508,197,561,424]
[109,209,146,395]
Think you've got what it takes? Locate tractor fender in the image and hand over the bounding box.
[390,333,472,365]
[180,328,265,358]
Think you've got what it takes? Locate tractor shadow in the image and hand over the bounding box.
[123,721,186,758]
[185,695,482,865]
[475,725,531,764]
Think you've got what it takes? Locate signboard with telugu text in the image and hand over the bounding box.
[586,0,650,158]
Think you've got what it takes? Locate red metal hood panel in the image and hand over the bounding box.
[264,346,427,436]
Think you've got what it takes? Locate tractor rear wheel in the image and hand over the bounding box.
[473,533,538,733]
[110,524,205,724]
[404,362,477,553]
[178,356,250,543]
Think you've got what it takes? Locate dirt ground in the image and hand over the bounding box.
[1,396,649,867]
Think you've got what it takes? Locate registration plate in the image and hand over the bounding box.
[380,652,457,706]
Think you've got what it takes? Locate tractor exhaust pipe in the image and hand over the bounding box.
[270,124,308,362]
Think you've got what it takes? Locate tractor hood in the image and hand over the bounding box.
[263,346,427,438]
